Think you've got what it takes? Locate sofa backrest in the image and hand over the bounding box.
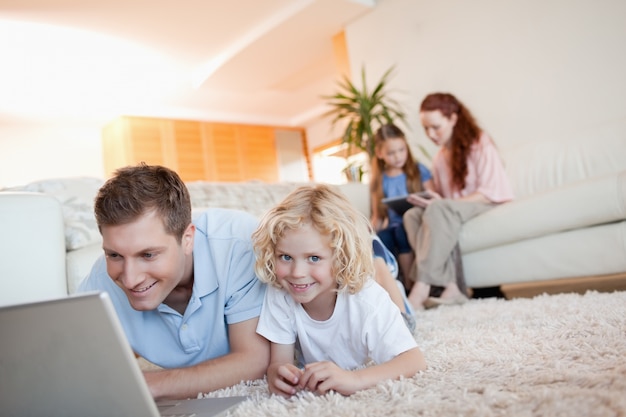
[500,118,626,199]
[187,181,370,219]
[3,178,371,255]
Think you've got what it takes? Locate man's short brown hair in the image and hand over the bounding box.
[94,163,192,242]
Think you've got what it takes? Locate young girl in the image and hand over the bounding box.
[370,123,433,290]
[252,184,426,397]
[404,92,514,309]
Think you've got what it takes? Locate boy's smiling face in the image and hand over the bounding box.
[274,223,337,320]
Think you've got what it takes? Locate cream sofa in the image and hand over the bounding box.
[1,120,625,306]
[460,119,626,296]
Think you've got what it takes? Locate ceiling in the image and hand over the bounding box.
[0,0,375,126]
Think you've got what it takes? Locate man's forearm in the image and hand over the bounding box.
[144,351,267,400]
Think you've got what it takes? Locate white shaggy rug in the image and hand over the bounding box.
[197,290,626,416]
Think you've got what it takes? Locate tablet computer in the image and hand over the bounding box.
[382,195,412,215]
[382,192,431,215]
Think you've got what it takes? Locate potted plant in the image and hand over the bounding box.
[323,65,407,160]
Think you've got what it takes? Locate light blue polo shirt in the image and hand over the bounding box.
[78,208,266,368]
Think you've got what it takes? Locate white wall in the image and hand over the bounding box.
[0,122,105,188]
[4,0,626,187]
[342,0,626,158]
[275,129,310,182]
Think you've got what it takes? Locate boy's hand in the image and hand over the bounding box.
[267,363,303,398]
[298,361,361,396]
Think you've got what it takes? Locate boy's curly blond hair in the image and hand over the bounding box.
[251,184,374,294]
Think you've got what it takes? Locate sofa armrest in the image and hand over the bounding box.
[461,170,626,253]
[0,192,68,305]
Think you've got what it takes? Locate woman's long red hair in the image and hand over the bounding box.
[420,93,481,192]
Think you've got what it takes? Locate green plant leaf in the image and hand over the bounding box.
[322,65,407,158]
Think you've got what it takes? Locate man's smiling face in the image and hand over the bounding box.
[101,209,193,311]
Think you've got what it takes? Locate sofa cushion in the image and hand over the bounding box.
[464,221,626,288]
[460,170,626,253]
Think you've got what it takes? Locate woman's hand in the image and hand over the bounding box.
[407,190,440,208]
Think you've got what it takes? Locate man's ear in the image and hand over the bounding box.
[182,223,195,254]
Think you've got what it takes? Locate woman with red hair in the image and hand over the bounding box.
[404,92,514,309]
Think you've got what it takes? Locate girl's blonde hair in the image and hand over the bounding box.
[251,184,374,294]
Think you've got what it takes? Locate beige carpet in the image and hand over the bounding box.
[195,290,626,416]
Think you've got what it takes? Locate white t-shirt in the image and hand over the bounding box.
[256,280,418,370]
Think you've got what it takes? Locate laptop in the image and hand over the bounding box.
[0,292,247,417]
